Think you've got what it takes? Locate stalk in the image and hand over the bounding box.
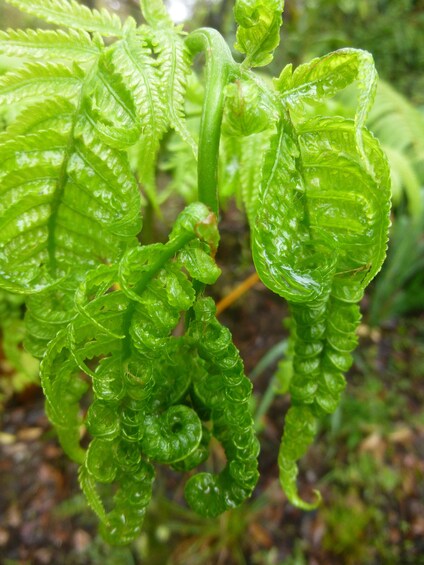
[185,28,239,215]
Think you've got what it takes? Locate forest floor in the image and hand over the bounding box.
[1,209,424,565]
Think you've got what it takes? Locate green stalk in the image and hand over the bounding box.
[185,28,238,215]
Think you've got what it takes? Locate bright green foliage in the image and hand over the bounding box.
[250,83,390,508]
[234,0,285,67]
[275,49,377,164]
[6,0,125,37]
[0,0,391,545]
[40,202,258,543]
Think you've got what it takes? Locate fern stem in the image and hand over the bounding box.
[216,272,261,315]
[185,28,238,216]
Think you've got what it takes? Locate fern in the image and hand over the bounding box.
[6,0,125,37]
[0,28,101,60]
[0,0,391,546]
[252,116,390,506]
[40,203,258,543]
[0,61,83,108]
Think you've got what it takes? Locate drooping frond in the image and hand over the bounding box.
[5,0,124,37]
[251,115,390,507]
[38,204,258,544]
[0,28,102,60]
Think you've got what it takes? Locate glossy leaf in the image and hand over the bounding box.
[252,112,390,507]
[275,48,378,161]
[36,203,257,543]
[234,0,285,67]
[0,0,392,546]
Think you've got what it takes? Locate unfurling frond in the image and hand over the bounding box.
[38,204,258,544]
[0,0,392,547]
[234,0,285,67]
[252,114,390,507]
[275,49,378,164]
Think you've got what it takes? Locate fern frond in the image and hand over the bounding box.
[252,115,391,507]
[276,49,377,162]
[383,145,422,218]
[0,86,142,292]
[221,130,272,225]
[234,0,284,68]
[36,204,257,543]
[0,28,101,60]
[369,80,424,160]
[338,79,424,218]
[24,279,78,358]
[5,97,75,136]
[0,61,82,108]
[140,0,174,29]
[159,129,198,205]
[111,32,168,203]
[149,28,197,153]
[5,0,124,37]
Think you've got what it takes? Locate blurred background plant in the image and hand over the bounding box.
[0,0,423,564]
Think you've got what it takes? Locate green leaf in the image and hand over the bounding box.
[0,61,82,107]
[111,31,168,205]
[252,118,336,303]
[140,0,174,29]
[185,298,259,517]
[278,406,321,510]
[148,27,197,154]
[234,0,285,68]
[252,114,390,508]
[141,406,203,463]
[0,67,142,292]
[5,0,124,37]
[275,48,378,162]
[0,28,101,60]
[223,76,278,136]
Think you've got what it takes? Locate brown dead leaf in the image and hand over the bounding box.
[0,527,10,546]
[17,427,43,441]
[389,427,413,444]
[72,529,92,552]
[0,432,16,445]
[6,502,21,528]
[248,522,273,548]
[359,432,386,462]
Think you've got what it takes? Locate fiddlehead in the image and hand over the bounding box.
[252,112,390,508]
[0,0,393,545]
[38,203,258,544]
